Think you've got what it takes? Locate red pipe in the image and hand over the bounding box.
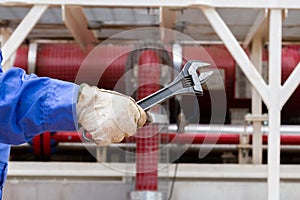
[32,132,51,157]
[51,132,300,145]
[262,135,300,145]
[135,50,161,191]
[51,131,83,143]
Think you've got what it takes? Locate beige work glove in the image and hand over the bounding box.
[77,84,147,145]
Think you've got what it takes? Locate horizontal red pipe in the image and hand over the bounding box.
[51,132,83,143]
[51,132,300,145]
[262,135,300,145]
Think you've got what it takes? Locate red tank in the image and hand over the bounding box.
[13,43,300,124]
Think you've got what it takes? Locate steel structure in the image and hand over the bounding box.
[1,1,300,200]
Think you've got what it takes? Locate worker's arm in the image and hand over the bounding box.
[0,66,79,145]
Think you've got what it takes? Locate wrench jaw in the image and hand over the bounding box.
[174,60,210,83]
[189,62,208,93]
[182,60,210,75]
[177,60,211,96]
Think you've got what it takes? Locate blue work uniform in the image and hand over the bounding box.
[0,50,79,198]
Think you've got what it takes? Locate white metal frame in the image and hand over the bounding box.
[0,1,300,200]
[201,7,270,106]
[1,0,300,8]
[1,5,48,70]
[1,28,13,70]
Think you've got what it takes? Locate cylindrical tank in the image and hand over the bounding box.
[13,43,300,124]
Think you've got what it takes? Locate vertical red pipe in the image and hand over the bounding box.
[135,50,161,191]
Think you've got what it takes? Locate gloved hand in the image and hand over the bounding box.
[77,84,147,145]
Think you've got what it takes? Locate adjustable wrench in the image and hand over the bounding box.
[137,60,212,111]
[82,60,212,142]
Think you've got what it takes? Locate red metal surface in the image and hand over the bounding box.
[135,50,161,191]
[42,132,51,157]
[32,132,51,157]
[32,135,41,156]
[51,131,82,142]
[36,43,84,82]
[14,43,130,90]
[14,45,28,72]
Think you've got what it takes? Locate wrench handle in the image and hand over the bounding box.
[137,81,184,110]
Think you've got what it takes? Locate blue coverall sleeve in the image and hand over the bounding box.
[0,55,79,145]
[0,50,79,199]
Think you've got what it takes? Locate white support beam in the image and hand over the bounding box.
[268,8,282,200]
[1,5,48,70]
[243,9,268,48]
[201,7,270,107]
[251,34,263,164]
[160,7,176,29]
[1,0,190,7]
[1,28,11,47]
[283,9,288,20]
[159,7,177,43]
[62,5,98,51]
[280,62,300,108]
[1,28,13,70]
[2,0,300,8]
[27,42,38,74]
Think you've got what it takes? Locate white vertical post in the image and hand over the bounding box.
[268,9,282,200]
[159,7,176,43]
[1,28,12,70]
[251,34,263,164]
[27,42,38,74]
